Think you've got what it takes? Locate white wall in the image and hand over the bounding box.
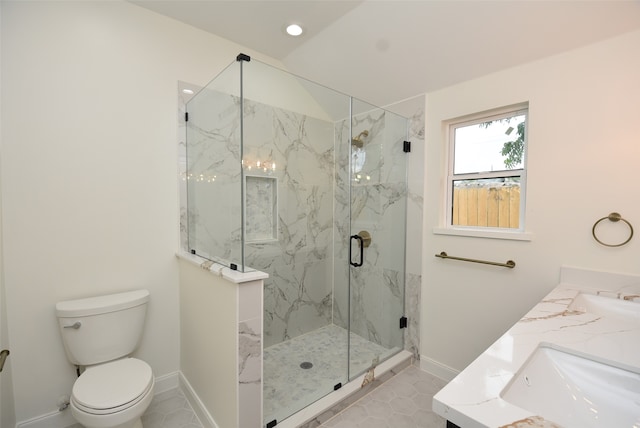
[1,3,18,426]
[421,29,640,374]
[0,1,281,423]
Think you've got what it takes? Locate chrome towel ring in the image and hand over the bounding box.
[592,212,634,247]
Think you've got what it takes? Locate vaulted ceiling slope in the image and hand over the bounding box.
[132,0,640,107]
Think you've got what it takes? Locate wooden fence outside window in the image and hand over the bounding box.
[452,184,520,229]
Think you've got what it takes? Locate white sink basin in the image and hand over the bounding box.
[568,293,640,323]
[501,345,640,428]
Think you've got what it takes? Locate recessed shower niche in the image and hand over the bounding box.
[184,54,409,426]
[245,175,278,242]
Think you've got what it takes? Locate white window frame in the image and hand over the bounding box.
[435,104,532,241]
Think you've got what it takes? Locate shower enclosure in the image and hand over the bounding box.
[185,54,409,426]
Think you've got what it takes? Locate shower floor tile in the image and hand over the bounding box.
[264,324,399,425]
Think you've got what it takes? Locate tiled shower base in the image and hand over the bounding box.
[264,324,400,425]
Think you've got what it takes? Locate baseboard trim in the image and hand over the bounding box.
[16,371,183,428]
[179,372,219,428]
[154,371,180,394]
[419,355,459,382]
[15,408,76,428]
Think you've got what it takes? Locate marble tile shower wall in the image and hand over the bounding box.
[332,110,411,352]
[184,90,335,348]
[327,100,424,360]
[184,89,243,264]
[404,101,425,360]
[243,100,335,348]
[179,87,425,359]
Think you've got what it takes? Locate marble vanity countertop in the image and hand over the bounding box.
[433,267,640,428]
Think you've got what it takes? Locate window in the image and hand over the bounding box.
[446,105,528,233]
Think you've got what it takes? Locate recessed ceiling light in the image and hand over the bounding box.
[286,24,303,37]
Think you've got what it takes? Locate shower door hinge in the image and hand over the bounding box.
[237,53,251,62]
[266,420,277,428]
[403,141,411,153]
[399,316,408,329]
[185,112,189,122]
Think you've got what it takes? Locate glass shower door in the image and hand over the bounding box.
[243,59,353,426]
[348,99,408,379]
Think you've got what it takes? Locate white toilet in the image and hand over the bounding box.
[56,289,154,428]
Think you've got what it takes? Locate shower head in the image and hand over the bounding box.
[352,130,369,148]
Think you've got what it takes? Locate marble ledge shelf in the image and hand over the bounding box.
[176,251,269,284]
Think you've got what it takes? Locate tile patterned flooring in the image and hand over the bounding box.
[66,388,203,428]
[318,364,449,428]
[141,388,203,428]
[66,363,447,428]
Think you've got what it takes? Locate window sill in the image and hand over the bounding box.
[432,227,533,241]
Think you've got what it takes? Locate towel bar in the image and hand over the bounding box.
[435,251,516,268]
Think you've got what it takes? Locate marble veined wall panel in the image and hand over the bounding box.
[332,119,351,332]
[332,110,408,351]
[186,90,243,266]
[242,100,335,348]
[404,101,425,360]
[184,88,334,346]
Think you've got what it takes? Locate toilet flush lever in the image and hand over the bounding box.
[64,322,82,329]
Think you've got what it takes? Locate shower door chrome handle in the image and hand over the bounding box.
[349,234,364,267]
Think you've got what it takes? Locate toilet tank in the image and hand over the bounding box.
[56,289,149,366]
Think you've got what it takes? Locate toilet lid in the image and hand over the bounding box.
[72,358,153,412]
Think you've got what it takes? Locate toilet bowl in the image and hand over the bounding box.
[56,290,154,428]
[70,358,154,428]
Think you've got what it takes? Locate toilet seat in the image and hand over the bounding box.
[72,358,153,415]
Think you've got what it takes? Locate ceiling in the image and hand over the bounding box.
[132,0,640,107]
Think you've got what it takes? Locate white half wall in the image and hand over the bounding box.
[421,29,640,372]
[179,259,237,428]
[0,1,280,423]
